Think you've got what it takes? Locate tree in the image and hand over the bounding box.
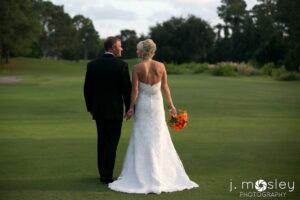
[150,15,215,63]
[217,0,254,62]
[212,24,232,62]
[217,0,248,35]
[0,0,40,63]
[277,0,300,71]
[37,1,78,59]
[0,0,101,62]
[251,0,286,66]
[73,15,100,60]
[117,29,138,59]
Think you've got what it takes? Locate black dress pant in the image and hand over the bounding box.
[96,119,122,180]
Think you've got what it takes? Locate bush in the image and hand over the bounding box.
[275,71,300,81]
[237,63,257,76]
[270,66,299,81]
[165,62,209,74]
[271,66,287,77]
[179,62,209,74]
[211,62,237,76]
[165,63,186,74]
[164,61,299,80]
[247,60,259,68]
[192,63,209,74]
[259,62,275,76]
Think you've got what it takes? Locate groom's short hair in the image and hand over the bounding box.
[104,36,121,51]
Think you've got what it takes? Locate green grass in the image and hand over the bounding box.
[0,58,300,200]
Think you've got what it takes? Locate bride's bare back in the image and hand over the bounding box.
[126,59,176,119]
[135,60,164,85]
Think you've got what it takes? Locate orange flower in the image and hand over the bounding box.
[168,109,189,131]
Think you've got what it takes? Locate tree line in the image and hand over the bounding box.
[0,0,101,63]
[1,0,299,71]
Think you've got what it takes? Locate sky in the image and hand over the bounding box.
[50,0,258,38]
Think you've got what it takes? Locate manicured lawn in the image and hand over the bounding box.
[0,58,299,199]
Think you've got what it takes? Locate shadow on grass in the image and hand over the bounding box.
[0,177,109,192]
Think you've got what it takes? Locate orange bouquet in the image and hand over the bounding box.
[168,109,189,131]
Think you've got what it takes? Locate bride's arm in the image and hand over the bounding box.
[161,65,177,116]
[126,65,139,119]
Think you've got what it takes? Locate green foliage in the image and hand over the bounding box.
[256,64,300,81]
[0,0,41,63]
[0,0,101,62]
[37,3,100,60]
[164,62,209,74]
[251,0,286,65]
[271,65,287,77]
[214,0,299,71]
[236,63,257,76]
[72,15,101,60]
[189,63,209,74]
[1,0,300,72]
[272,66,300,81]
[277,0,300,71]
[150,15,215,63]
[165,63,187,74]
[217,0,247,27]
[259,62,276,76]
[215,0,255,62]
[276,72,300,81]
[211,62,237,76]
[117,30,138,59]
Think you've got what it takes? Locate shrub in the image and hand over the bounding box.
[192,63,209,74]
[275,71,300,81]
[165,63,185,74]
[237,63,257,76]
[259,62,275,76]
[179,62,209,74]
[271,66,287,78]
[270,66,299,81]
[165,62,209,74]
[211,62,237,76]
[247,60,259,68]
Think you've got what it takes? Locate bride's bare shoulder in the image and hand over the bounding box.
[133,63,143,70]
[152,60,165,68]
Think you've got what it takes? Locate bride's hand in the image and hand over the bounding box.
[125,108,134,120]
[169,106,177,117]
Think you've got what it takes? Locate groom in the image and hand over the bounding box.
[84,36,132,184]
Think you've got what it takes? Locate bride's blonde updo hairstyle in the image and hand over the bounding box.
[137,39,156,59]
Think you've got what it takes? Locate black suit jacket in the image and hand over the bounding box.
[84,54,132,120]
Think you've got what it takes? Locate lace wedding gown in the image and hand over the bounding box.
[108,81,199,194]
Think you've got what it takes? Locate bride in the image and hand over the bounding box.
[108,39,199,194]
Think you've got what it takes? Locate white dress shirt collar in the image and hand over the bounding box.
[104,51,115,56]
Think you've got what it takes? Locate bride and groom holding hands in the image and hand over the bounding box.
[84,36,198,194]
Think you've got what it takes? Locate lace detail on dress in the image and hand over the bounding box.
[108,80,199,194]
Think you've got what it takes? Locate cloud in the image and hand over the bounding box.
[170,1,221,25]
[50,0,137,21]
[147,11,176,24]
[82,5,137,21]
[50,0,259,38]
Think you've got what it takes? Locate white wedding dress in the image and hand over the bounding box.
[108,81,199,194]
